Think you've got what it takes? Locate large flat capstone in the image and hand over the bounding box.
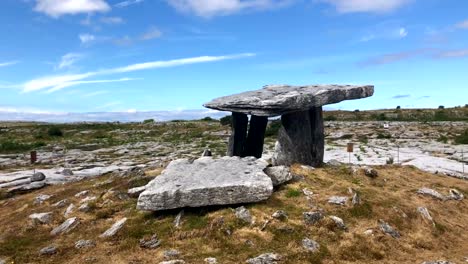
[137,156,273,211]
[203,84,374,116]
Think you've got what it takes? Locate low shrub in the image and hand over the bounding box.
[47,126,63,137]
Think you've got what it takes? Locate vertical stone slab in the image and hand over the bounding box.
[273,108,324,167]
[309,106,324,167]
[243,115,268,158]
[227,112,248,157]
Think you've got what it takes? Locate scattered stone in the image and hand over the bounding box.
[80,196,96,204]
[139,234,161,249]
[300,165,315,171]
[62,169,74,176]
[272,210,288,220]
[39,246,57,255]
[303,211,323,225]
[75,190,89,198]
[448,189,464,200]
[363,229,374,236]
[0,258,5,264]
[204,257,217,263]
[128,186,146,198]
[363,167,378,178]
[75,240,96,249]
[51,217,80,235]
[329,216,347,230]
[235,206,253,224]
[421,261,455,264]
[264,166,293,186]
[137,157,272,211]
[261,219,271,231]
[417,207,434,224]
[100,218,127,238]
[328,196,348,205]
[174,210,184,228]
[52,199,68,208]
[352,192,361,205]
[246,253,281,264]
[163,249,181,259]
[379,220,400,238]
[119,167,145,178]
[417,188,445,200]
[302,238,320,252]
[31,172,46,182]
[327,159,342,167]
[29,212,52,224]
[64,203,75,217]
[79,203,91,212]
[202,149,212,157]
[159,261,185,264]
[302,188,313,197]
[34,194,51,205]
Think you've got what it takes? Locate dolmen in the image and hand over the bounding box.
[204,84,374,166]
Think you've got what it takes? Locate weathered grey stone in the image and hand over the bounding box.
[78,203,91,212]
[204,257,218,263]
[302,238,320,252]
[62,169,74,176]
[100,218,127,238]
[327,159,342,167]
[421,261,455,264]
[137,157,273,211]
[204,84,374,117]
[52,199,68,208]
[264,166,292,186]
[363,167,378,178]
[448,189,464,200]
[272,210,288,220]
[128,186,147,198]
[329,216,347,230]
[8,181,46,193]
[303,211,323,225]
[328,196,348,205]
[51,217,79,235]
[272,108,324,167]
[80,196,96,204]
[29,212,52,224]
[352,192,361,205]
[379,219,400,238]
[139,234,161,249]
[75,240,96,249]
[34,194,52,205]
[417,207,434,224]
[164,249,181,259]
[202,149,212,157]
[159,261,185,264]
[39,246,57,255]
[417,188,445,200]
[31,172,46,182]
[64,204,75,217]
[235,206,253,224]
[75,190,89,198]
[246,253,281,264]
[174,210,184,228]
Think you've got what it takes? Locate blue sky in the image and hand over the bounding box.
[0,0,467,116]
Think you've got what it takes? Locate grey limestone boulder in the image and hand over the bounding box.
[31,172,46,182]
[51,217,79,236]
[137,157,273,211]
[29,212,52,224]
[100,218,127,238]
[246,253,281,264]
[264,166,292,186]
[302,238,320,252]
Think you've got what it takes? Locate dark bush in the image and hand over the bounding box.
[265,120,282,137]
[454,129,468,144]
[220,115,232,126]
[324,115,337,121]
[143,119,155,124]
[438,105,445,109]
[47,126,63,137]
[396,106,401,110]
[200,116,215,122]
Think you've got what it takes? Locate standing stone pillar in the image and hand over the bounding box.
[243,115,268,158]
[273,107,324,167]
[227,112,248,157]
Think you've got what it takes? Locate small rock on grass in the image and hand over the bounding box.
[139,234,161,249]
[302,238,320,252]
[34,194,51,205]
[29,212,52,224]
[352,192,361,205]
[52,199,68,208]
[379,219,400,238]
[421,261,455,264]
[163,249,181,259]
[159,260,185,264]
[174,210,184,228]
[329,216,347,230]
[204,257,217,263]
[39,246,57,255]
[417,188,445,200]
[64,204,75,217]
[328,196,348,205]
[246,253,281,264]
[264,166,293,186]
[100,218,127,238]
[448,189,464,201]
[51,217,79,236]
[31,172,46,182]
[235,206,253,224]
[417,207,434,224]
[272,210,288,220]
[303,211,323,225]
[75,240,96,249]
[75,190,89,198]
[363,167,378,178]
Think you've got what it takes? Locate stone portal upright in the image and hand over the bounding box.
[204,84,374,166]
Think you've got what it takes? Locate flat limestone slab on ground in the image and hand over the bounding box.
[137,156,273,211]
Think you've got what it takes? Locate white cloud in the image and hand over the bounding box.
[115,0,144,8]
[21,53,255,93]
[140,27,162,40]
[399,27,408,38]
[321,0,411,14]
[359,25,408,42]
[79,33,96,44]
[166,0,293,17]
[435,49,468,59]
[0,61,20,67]
[101,16,125,24]
[34,0,110,18]
[57,53,83,70]
[455,20,468,29]
[82,90,109,97]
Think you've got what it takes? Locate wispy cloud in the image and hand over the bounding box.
[115,0,144,8]
[56,53,83,70]
[101,16,125,24]
[320,0,412,14]
[434,49,468,59]
[359,23,408,42]
[359,49,426,66]
[79,34,96,45]
[140,27,162,40]
[82,90,109,98]
[455,19,468,29]
[21,53,255,93]
[34,0,110,18]
[0,61,20,67]
[166,0,293,17]
[391,94,410,99]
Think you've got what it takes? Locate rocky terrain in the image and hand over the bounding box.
[0,118,467,263]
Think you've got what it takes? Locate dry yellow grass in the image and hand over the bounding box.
[0,165,467,264]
